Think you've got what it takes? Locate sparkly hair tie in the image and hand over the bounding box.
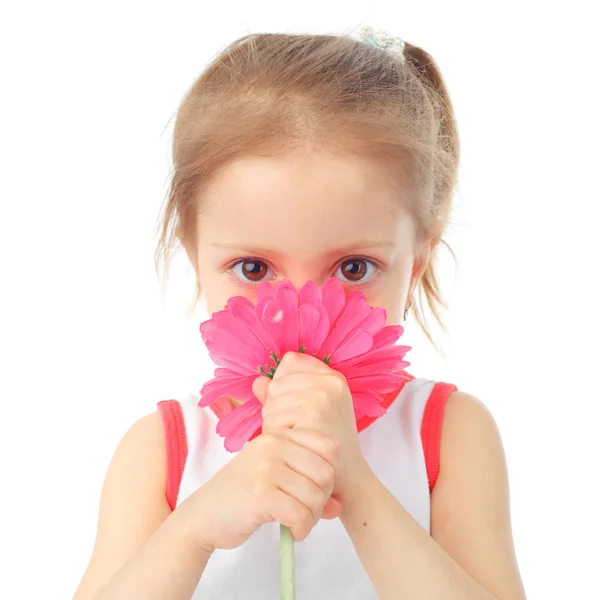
[358,25,406,63]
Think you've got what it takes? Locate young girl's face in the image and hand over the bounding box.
[190,147,429,325]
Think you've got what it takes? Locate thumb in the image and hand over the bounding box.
[321,496,342,520]
[252,375,271,405]
[273,351,331,380]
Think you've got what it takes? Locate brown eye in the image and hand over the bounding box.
[339,259,369,282]
[233,260,270,282]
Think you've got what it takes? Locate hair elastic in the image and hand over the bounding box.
[358,26,406,63]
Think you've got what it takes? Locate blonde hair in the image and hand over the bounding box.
[155,31,460,344]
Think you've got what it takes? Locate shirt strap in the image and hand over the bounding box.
[420,382,457,493]
[157,400,188,511]
[157,378,458,508]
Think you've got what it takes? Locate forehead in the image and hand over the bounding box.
[197,149,415,254]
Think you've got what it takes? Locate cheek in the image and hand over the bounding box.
[362,273,411,327]
[363,294,402,326]
[200,270,259,315]
[382,302,402,326]
[194,255,226,314]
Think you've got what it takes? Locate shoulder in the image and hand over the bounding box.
[107,411,167,485]
[437,390,506,491]
[431,391,526,598]
[443,390,500,441]
[439,391,506,474]
[98,410,170,527]
[120,411,165,449]
[74,411,171,599]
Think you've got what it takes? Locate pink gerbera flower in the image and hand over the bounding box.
[200,278,411,452]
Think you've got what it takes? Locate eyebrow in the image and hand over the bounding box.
[210,240,397,255]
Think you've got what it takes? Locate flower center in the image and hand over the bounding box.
[258,348,331,378]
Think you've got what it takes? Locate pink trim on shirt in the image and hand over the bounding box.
[157,400,188,511]
[420,382,457,493]
[157,376,457,508]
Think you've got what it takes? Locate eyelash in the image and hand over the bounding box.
[224,257,384,289]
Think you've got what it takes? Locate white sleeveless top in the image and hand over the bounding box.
[160,376,452,599]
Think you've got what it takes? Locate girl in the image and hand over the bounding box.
[74,30,526,599]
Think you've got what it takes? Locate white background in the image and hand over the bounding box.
[1,1,598,598]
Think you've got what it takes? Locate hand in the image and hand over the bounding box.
[179,427,340,552]
[253,352,372,503]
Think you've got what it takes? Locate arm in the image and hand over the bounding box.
[73,413,213,600]
[74,410,341,600]
[340,392,526,600]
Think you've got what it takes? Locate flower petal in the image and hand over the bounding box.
[320,296,371,358]
[215,396,259,434]
[371,325,403,350]
[199,319,219,345]
[227,296,274,351]
[213,367,245,379]
[331,328,373,364]
[352,390,387,417]
[335,345,411,374]
[212,310,265,352]
[204,337,263,371]
[276,284,299,353]
[257,281,277,303]
[321,278,346,326]
[298,303,321,354]
[204,310,269,368]
[225,295,256,312]
[199,278,412,453]
[216,397,263,452]
[313,304,330,355]
[356,307,387,336]
[200,375,255,407]
[299,280,322,306]
[261,298,286,356]
[204,354,258,375]
[224,411,263,452]
[347,373,404,394]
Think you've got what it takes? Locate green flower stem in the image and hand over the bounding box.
[258,349,331,596]
[280,524,296,600]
